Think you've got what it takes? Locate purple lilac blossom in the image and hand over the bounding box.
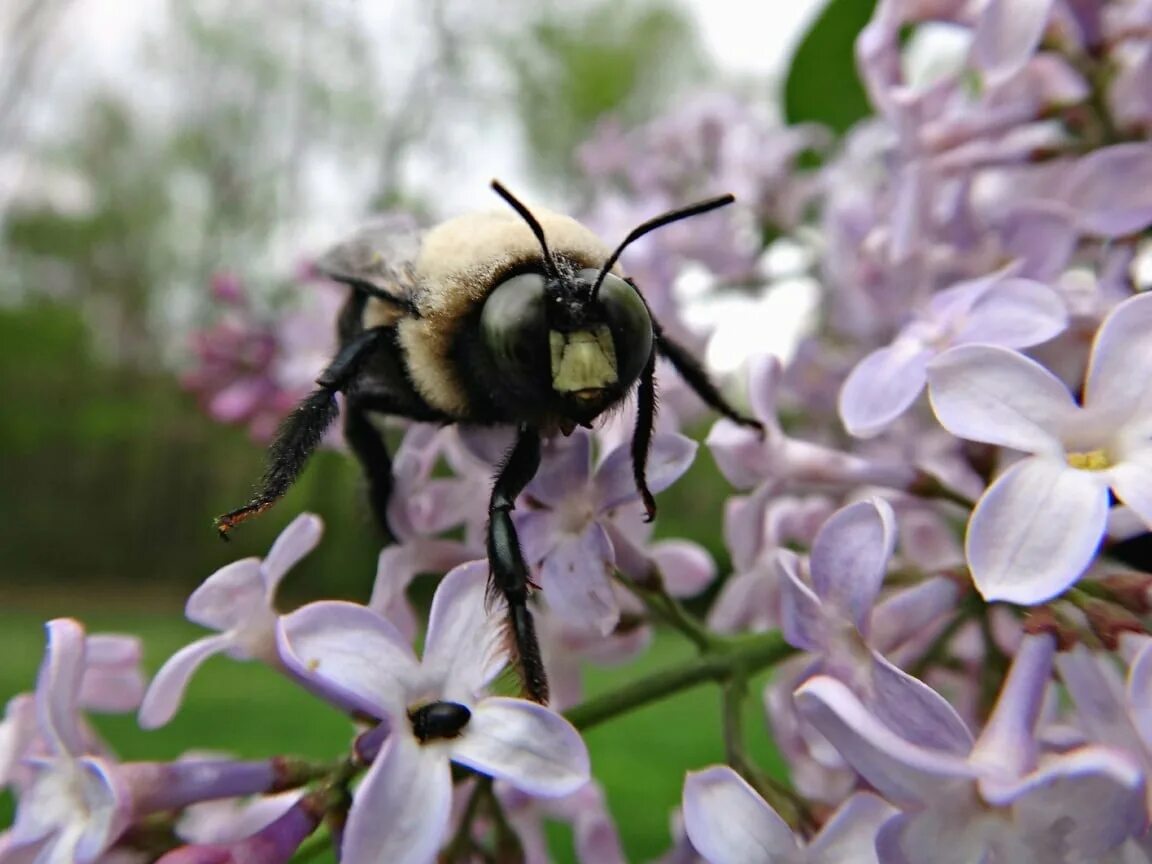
[155,793,321,864]
[277,561,590,864]
[926,291,1152,603]
[138,513,323,728]
[515,428,697,635]
[5,621,288,864]
[838,266,1067,437]
[497,779,626,864]
[796,634,1147,863]
[682,766,894,864]
[183,274,343,443]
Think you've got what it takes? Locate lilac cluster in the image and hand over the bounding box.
[183,270,345,443]
[11,0,1152,860]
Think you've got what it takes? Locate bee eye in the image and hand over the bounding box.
[590,273,653,386]
[480,272,548,377]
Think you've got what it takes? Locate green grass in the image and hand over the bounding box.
[1,610,785,861]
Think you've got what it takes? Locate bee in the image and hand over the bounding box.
[216,181,761,703]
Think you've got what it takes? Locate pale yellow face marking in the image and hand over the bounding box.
[1066,449,1111,470]
[550,326,618,393]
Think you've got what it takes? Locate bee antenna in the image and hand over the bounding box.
[490,180,559,279]
[590,193,736,302]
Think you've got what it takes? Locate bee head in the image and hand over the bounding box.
[481,181,734,422]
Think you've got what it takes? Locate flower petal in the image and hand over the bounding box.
[1058,645,1141,753]
[450,697,589,797]
[839,341,933,438]
[970,634,1054,783]
[927,345,1073,456]
[185,559,266,631]
[596,435,697,512]
[1110,451,1152,528]
[529,431,593,507]
[277,601,417,719]
[422,561,506,699]
[650,540,716,597]
[137,634,231,729]
[866,653,974,756]
[987,747,1146,857]
[342,735,452,864]
[970,0,1055,88]
[260,513,323,592]
[957,278,1067,349]
[37,619,87,756]
[966,458,1109,603]
[1083,292,1152,430]
[682,765,799,864]
[794,676,974,807]
[808,792,896,864]
[809,498,896,634]
[1129,639,1152,752]
[748,353,784,429]
[1063,142,1152,237]
[778,550,827,654]
[539,524,619,636]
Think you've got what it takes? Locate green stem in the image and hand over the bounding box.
[615,570,717,652]
[564,631,794,731]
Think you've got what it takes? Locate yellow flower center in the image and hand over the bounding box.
[1066,449,1112,471]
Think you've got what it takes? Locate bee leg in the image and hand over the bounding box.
[343,401,396,544]
[654,321,764,431]
[631,347,658,522]
[487,424,549,704]
[215,327,388,538]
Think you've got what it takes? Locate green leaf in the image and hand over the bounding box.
[783,0,878,135]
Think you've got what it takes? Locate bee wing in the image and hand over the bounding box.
[315,214,426,314]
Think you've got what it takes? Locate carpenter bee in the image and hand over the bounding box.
[216,181,761,703]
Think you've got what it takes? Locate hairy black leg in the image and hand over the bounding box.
[654,322,763,431]
[631,348,659,523]
[215,328,388,538]
[343,403,396,543]
[487,425,548,703]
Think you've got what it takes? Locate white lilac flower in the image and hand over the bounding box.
[838,267,1067,437]
[138,513,322,728]
[277,561,590,864]
[682,766,894,864]
[926,292,1152,603]
[796,634,1147,863]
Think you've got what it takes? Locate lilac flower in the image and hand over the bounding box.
[277,561,590,864]
[926,291,1152,603]
[176,791,304,846]
[139,513,322,728]
[796,634,1147,863]
[708,355,916,497]
[1060,144,1152,238]
[183,273,343,442]
[969,0,1056,89]
[682,766,894,864]
[6,620,131,864]
[155,793,322,864]
[517,428,697,635]
[839,267,1067,437]
[78,636,145,714]
[498,779,626,864]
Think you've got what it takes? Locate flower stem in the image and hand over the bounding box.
[615,569,718,652]
[564,630,794,731]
